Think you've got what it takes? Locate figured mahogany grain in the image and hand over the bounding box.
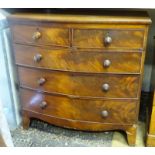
[21,89,137,124]
[11,24,70,47]
[18,67,140,98]
[22,110,136,132]
[8,11,151,146]
[73,29,144,49]
[14,44,142,74]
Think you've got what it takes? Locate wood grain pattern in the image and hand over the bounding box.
[22,110,136,132]
[18,67,140,98]
[14,44,142,74]
[21,89,137,124]
[11,24,69,47]
[73,29,144,49]
[8,11,151,146]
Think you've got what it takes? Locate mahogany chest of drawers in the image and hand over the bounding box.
[8,11,151,146]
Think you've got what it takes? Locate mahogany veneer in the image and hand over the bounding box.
[8,11,151,146]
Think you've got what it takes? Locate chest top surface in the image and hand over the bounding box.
[8,10,151,24]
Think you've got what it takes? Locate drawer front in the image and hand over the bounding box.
[18,67,140,98]
[11,25,69,47]
[21,89,137,124]
[14,45,142,74]
[73,29,144,49]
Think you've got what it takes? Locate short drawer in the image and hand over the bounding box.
[14,45,142,74]
[18,67,140,98]
[21,89,137,124]
[73,29,144,49]
[11,24,69,47]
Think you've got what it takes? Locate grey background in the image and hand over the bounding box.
[143,9,155,91]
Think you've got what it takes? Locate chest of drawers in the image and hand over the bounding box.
[8,11,151,146]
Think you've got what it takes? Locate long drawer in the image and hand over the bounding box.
[73,29,144,49]
[18,67,140,98]
[11,24,70,47]
[21,89,137,124]
[14,45,142,74]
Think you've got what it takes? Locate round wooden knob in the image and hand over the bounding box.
[103,60,111,68]
[38,78,46,86]
[101,110,109,118]
[104,36,112,45]
[34,54,42,62]
[39,101,47,109]
[102,83,110,92]
[32,31,41,40]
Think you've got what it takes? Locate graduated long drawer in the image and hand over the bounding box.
[18,67,140,99]
[14,45,142,74]
[21,89,137,125]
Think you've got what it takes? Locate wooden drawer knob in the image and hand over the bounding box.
[102,83,110,92]
[103,59,111,68]
[34,54,42,62]
[104,35,112,45]
[38,78,46,86]
[39,101,47,109]
[101,110,109,118]
[32,31,41,40]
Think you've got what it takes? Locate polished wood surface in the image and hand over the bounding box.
[18,67,140,98]
[22,110,136,131]
[126,124,137,146]
[14,45,142,74]
[8,11,151,146]
[21,89,137,124]
[73,29,144,50]
[12,24,70,47]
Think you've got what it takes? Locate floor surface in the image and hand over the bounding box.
[11,119,113,147]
